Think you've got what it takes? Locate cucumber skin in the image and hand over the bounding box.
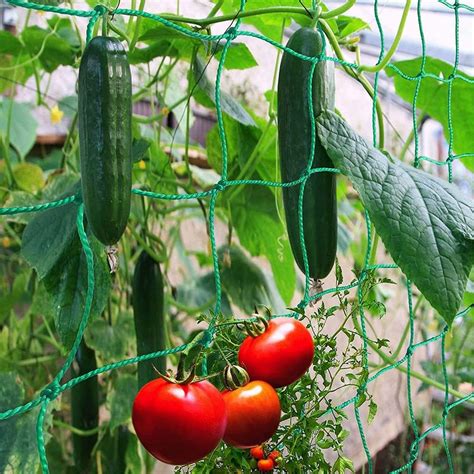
[78,36,132,246]
[277,28,337,280]
[132,251,166,389]
[71,340,99,473]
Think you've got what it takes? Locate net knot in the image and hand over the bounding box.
[94,4,108,16]
[226,27,239,40]
[442,407,449,418]
[409,444,419,459]
[406,346,414,357]
[214,180,227,192]
[41,382,61,401]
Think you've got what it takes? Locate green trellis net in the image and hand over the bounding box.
[0,0,473,472]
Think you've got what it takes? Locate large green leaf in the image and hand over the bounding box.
[0,31,22,55]
[386,57,474,172]
[108,374,137,431]
[22,183,79,279]
[13,162,45,194]
[0,99,38,158]
[192,56,256,126]
[214,42,258,70]
[21,26,77,72]
[176,272,233,316]
[218,245,279,313]
[43,235,112,349]
[0,373,48,473]
[85,312,134,361]
[206,115,259,173]
[206,115,293,302]
[229,186,296,305]
[317,110,474,324]
[0,372,21,471]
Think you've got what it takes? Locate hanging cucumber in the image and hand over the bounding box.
[277,28,337,281]
[78,36,132,246]
[132,251,166,389]
[71,339,99,473]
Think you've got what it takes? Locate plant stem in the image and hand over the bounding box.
[160,7,313,27]
[107,18,130,43]
[358,0,412,73]
[323,0,356,19]
[0,137,15,188]
[319,19,385,149]
[159,0,355,28]
[53,419,100,436]
[129,0,146,51]
[128,226,166,262]
[207,0,224,19]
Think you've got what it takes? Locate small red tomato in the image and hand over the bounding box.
[268,450,282,465]
[257,458,275,471]
[132,378,226,465]
[239,317,314,388]
[222,381,280,448]
[250,445,265,460]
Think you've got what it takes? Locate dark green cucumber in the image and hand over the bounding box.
[278,28,337,280]
[132,251,166,389]
[78,36,132,246]
[71,339,99,473]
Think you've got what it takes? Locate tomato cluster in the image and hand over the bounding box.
[250,445,283,472]
[132,315,314,467]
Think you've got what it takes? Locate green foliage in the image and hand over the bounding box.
[317,110,474,325]
[108,374,137,431]
[387,57,474,171]
[0,99,37,158]
[21,25,78,72]
[192,56,256,126]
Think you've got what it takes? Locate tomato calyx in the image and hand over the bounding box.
[153,360,197,385]
[223,364,250,390]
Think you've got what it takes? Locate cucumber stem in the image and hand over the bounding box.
[358,0,412,73]
[319,19,385,149]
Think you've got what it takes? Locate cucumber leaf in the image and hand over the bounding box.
[0,99,38,159]
[229,186,296,305]
[214,42,258,70]
[192,56,255,126]
[218,245,284,313]
[43,234,111,350]
[386,57,474,172]
[317,110,474,325]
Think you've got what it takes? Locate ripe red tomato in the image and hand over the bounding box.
[258,458,275,471]
[132,378,226,465]
[239,317,314,388]
[222,381,280,448]
[250,445,265,460]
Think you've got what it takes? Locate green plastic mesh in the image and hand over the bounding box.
[0,0,473,472]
